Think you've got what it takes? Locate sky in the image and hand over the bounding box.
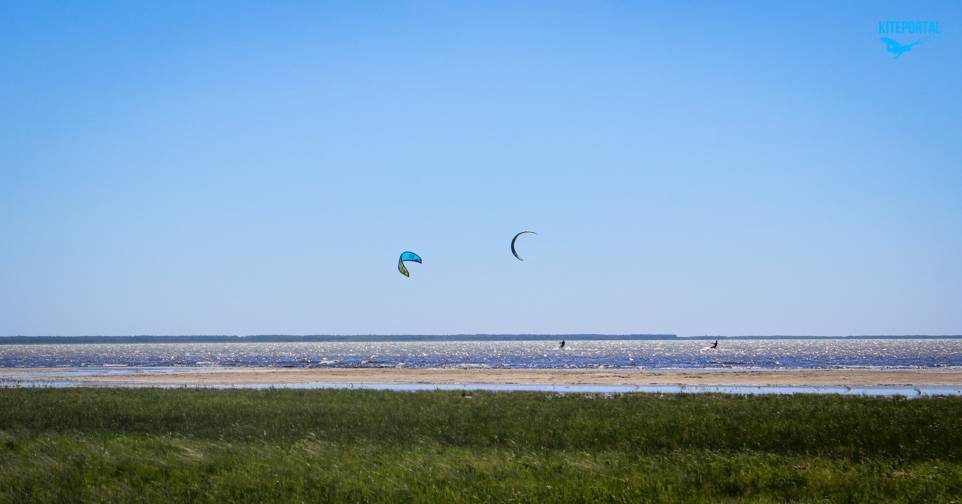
[2,1,961,336]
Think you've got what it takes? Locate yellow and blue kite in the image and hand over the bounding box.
[398,251,422,277]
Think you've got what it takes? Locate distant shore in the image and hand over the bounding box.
[3,334,962,345]
[4,367,962,387]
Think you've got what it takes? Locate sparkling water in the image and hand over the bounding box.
[2,338,960,370]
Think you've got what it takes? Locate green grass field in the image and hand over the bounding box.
[1,388,961,502]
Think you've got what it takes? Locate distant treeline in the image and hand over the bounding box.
[0,334,676,345]
[1,334,960,345]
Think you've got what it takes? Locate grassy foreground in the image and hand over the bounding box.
[1,389,962,502]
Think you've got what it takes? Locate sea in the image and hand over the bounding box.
[2,337,961,370]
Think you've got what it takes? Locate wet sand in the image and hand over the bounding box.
[4,367,962,387]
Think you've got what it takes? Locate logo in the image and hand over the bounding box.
[878,20,939,58]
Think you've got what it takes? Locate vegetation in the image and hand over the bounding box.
[1,388,961,502]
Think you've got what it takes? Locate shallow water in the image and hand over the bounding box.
[1,338,961,370]
[2,376,960,397]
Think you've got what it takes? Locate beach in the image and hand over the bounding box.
[5,367,962,387]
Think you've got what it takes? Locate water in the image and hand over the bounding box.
[2,373,961,397]
[2,338,960,370]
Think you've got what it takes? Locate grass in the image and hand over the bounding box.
[1,388,961,502]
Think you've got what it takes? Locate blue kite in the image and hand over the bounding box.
[398,251,422,277]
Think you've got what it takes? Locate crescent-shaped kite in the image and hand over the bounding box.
[510,231,537,261]
[398,251,422,277]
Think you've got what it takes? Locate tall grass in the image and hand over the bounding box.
[2,389,961,502]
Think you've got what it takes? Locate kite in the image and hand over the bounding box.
[398,251,422,277]
[510,231,537,261]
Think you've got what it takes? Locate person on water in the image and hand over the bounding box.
[559,340,565,349]
[710,340,719,349]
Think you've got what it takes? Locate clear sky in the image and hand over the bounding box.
[2,1,960,336]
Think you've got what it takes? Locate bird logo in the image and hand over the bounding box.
[880,37,922,58]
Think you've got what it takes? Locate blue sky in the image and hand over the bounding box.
[2,1,960,336]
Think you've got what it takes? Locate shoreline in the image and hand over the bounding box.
[3,367,962,387]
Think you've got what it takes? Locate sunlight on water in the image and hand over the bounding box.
[1,339,960,370]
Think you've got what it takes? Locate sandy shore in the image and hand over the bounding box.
[3,367,962,387]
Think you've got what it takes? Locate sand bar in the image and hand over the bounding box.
[3,367,962,387]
